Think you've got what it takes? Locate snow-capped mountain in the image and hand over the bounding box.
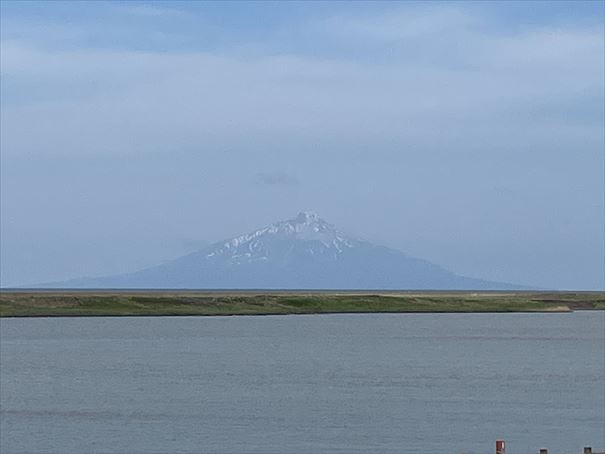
[49,212,520,289]
[204,211,358,264]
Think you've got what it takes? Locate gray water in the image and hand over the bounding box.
[1,313,603,454]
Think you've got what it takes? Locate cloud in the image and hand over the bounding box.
[112,4,187,18]
[256,172,300,186]
[319,6,477,42]
[1,3,603,289]
[0,4,602,159]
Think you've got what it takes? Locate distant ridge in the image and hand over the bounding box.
[41,212,524,290]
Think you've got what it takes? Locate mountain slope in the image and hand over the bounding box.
[48,212,521,289]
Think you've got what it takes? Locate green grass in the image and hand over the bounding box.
[593,300,605,310]
[1,291,603,317]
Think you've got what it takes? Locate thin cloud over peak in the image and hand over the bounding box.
[256,172,300,187]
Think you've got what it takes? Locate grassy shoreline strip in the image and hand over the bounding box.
[1,292,603,317]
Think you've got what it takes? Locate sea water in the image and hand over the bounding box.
[1,312,603,454]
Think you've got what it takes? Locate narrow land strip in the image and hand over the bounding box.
[1,291,603,317]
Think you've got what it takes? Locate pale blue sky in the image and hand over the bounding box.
[1,1,603,289]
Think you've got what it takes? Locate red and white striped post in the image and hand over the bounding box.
[496,439,506,454]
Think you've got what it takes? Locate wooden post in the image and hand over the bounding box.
[539,449,548,454]
[496,439,506,454]
[583,448,592,454]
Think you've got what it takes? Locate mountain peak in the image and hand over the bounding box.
[293,211,321,224]
[202,212,357,264]
[277,211,337,237]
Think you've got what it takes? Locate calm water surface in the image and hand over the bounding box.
[1,312,604,454]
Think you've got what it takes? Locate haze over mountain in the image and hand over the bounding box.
[2,3,603,290]
[47,212,521,290]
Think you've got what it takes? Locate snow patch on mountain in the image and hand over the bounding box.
[205,212,359,264]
